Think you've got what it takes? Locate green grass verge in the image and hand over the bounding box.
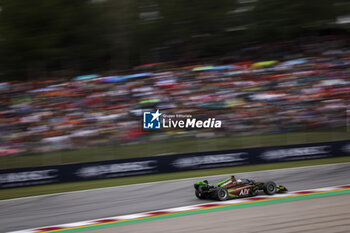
[1,156,350,201]
[1,129,349,169]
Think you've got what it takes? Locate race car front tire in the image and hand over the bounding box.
[263,181,277,195]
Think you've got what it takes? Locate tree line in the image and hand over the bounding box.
[0,0,346,80]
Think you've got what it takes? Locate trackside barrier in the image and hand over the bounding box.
[1,140,349,189]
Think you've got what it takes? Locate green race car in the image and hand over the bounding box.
[194,175,288,201]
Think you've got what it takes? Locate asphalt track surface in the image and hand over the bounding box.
[1,162,350,233]
[88,194,350,233]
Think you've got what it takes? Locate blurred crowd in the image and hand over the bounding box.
[0,35,349,156]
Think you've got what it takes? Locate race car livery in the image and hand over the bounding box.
[194,175,287,201]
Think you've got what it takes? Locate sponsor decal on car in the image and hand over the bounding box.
[222,180,232,186]
[239,189,250,196]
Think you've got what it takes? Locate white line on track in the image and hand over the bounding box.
[1,161,350,203]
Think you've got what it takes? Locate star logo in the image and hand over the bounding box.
[143,110,162,129]
[151,109,162,122]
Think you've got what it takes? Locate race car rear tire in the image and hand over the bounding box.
[263,181,277,195]
[195,190,206,200]
[215,187,229,201]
